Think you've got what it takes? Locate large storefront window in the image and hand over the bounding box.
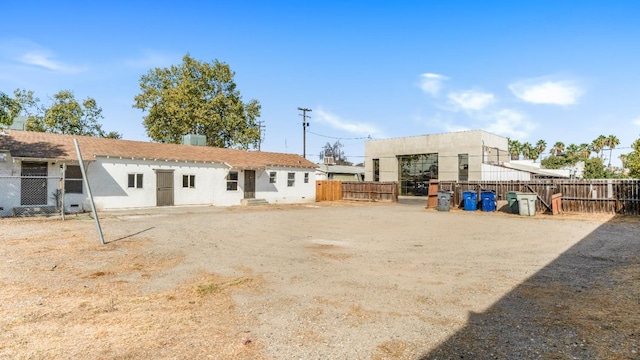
[398,154,438,196]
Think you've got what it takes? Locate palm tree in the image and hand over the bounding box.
[592,135,607,160]
[521,142,533,160]
[551,141,565,156]
[566,143,579,161]
[535,139,547,161]
[508,139,521,160]
[605,134,620,167]
[619,154,627,167]
[578,143,592,160]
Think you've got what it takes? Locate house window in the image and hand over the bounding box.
[64,165,83,194]
[304,172,309,183]
[128,173,143,188]
[397,153,438,196]
[373,159,380,181]
[227,171,238,191]
[458,154,469,181]
[287,172,295,187]
[182,174,195,188]
[269,172,277,184]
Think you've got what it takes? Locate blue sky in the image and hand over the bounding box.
[2,1,639,166]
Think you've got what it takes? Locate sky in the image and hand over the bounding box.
[1,1,640,166]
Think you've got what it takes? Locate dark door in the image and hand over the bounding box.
[156,170,174,206]
[244,170,255,199]
[21,162,48,205]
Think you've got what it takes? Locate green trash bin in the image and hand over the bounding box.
[506,191,519,213]
[515,193,537,216]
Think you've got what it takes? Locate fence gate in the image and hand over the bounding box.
[20,162,48,205]
[156,170,174,206]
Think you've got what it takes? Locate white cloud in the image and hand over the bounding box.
[419,73,448,96]
[124,50,175,68]
[509,79,583,105]
[0,40,85,73]
[484,109,536,139]
[448,90,495,111]
[315,108,384,138]
[633,118,640,127]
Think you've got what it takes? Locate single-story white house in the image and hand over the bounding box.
[0,130,318,216]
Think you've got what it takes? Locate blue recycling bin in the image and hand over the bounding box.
[481,190,497,212]
[462,191,477,211]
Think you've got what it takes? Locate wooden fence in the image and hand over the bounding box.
[316,181,398,202]
[437,179,640,215]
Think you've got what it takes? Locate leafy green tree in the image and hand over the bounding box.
[605,134,620,168]
[541,155,572,169]
[133,54,261,149]
[624,138,640,178]
[26,90,120,137]
[0,91,21,126]
[583,157,607,179]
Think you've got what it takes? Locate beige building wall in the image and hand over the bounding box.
[364,130,508,182]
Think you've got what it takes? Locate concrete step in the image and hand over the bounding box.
[241,198,270,206]
[12,206,59,217]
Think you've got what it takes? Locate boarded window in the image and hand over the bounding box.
[287,172,295,187]
[128,173,143,188]
[227,171,238,191]
[269,172,276,184]
[65,165,83,194]
[182,174,195,188]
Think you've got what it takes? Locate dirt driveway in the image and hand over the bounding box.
[1,202,638,359]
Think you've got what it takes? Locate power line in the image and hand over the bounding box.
[307,130,372,141]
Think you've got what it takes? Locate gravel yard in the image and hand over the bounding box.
[1,202,638,359]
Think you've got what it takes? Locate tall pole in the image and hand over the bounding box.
[74,139,105,245]
[297,107,311,158]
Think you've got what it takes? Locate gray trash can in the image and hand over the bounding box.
[515,193,537,216]
[437,191,453,211]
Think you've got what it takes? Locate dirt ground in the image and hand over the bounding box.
[1,202,638,359]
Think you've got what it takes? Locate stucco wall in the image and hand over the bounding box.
[256,167,316,204]
[364,130,508,182]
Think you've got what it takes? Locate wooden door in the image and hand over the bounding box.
[156,170,174,206]
[244,170,255,199]
[21,162,48,205]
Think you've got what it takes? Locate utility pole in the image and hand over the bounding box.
[257,120,266,151]
[297,107,311,158]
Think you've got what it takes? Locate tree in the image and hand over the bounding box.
[0,91,20,126]
[133,54,261,149]
[319,141,351,165]
[550,141,565,156]
[592,135,607,160]
[605,134,620,168]
[25,90,120,137]
[578,143,592,161]
[508,139,521,160]
[521,142,533,160]
[535,139,546,159]
[624,138,640,178]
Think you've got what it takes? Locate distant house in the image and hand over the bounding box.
[315,164,364,181]
[365,130,536,195]
[0,130,317,216]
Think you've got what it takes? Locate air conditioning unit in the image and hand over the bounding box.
[323,156,335,165]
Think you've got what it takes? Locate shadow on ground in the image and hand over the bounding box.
[421,215,640,359]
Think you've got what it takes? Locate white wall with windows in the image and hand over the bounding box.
[255,167,315,204]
